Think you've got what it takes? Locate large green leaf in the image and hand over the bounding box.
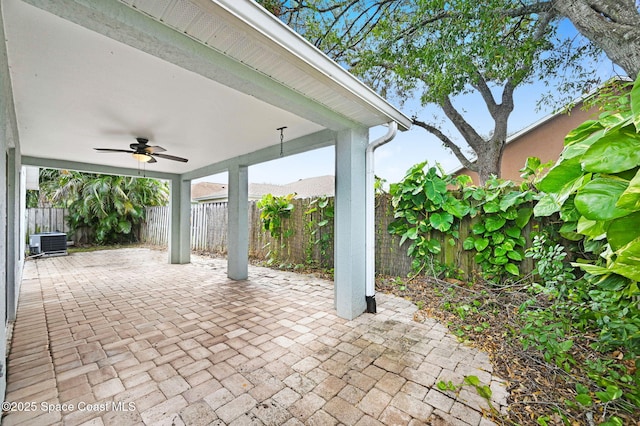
[505,227,521,238]
[533,193,562,217]
[442,196,470,218]
[616,169,640,211]
[573,263,611,276]
[580,126,640,174]
[499,191,525,211]
[483,200,500,213]
[515,207,532,229]
[463,237,475,250]
[425,238,442,254]
[472,222,486,234]
[494,246,507,257]
[474,237,490,252]
[507,250,523,261]
[611,236,640,282]
[632,74,640,131]
[536,157,583,193]
[429,212,454,232]
[608,212,640,251]
[117,220,132,234]
[424,175,447,202]
[597,110,633,129]
[484,216,506,232]
[564,119,604,147]
[574,178,632,221]
[562,128,606,160]
[576,216,607,239]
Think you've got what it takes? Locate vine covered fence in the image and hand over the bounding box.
[140,195,539,279]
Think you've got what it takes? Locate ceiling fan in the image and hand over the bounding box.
[94,137,188,163]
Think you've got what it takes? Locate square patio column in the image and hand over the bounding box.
[169,176,191,264]
[6,148,21,321]
[1,6,14,393]
[334,127,368,319]
[227,163,249,280]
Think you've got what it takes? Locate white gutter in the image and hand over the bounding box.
[365,122,398,313]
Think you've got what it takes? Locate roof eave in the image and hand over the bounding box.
[201,0,412,131]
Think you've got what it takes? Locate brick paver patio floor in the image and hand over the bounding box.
[3,248,508,425]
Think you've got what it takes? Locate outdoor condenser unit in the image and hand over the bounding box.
[29,232,68,256]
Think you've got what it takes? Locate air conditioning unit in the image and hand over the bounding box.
[29,232,68,256]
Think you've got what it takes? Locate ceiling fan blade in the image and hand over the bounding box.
[153,153,189,163]
[144,145,166,154]
[94,148,133,153]
[147,156,158,163]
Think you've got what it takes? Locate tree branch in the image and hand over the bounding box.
[440,96,485,151]
[504,1,555,17]
[501,78,516,115]
[325,1,397,59]
[471,71,498,115]
[584,0,640,25]
[412,118,477,172]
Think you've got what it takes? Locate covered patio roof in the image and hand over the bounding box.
[5,0,410,178]
[1,0,414,355]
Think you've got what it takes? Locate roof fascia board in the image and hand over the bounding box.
[21,0,358,131]
[22,156,178,180]
[182,128,336,181]
[209,0,412,131]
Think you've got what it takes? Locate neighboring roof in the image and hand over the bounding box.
[191,182,228,200]
[192,175,335,201]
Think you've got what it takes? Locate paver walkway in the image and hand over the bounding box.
[3,248,508,425]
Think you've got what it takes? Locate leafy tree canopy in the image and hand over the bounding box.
[259,0,613,183]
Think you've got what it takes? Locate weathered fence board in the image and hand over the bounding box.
[26,208,69,236]
[141,206,169,246]
[140,198,411,277]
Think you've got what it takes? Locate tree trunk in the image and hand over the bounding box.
[553,0,640,79]
[474,138,505,185]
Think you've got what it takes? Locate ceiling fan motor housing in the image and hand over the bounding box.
[131,138,150,152]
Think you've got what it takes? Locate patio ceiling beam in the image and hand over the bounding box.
[21,156,179,181]
[181,128,337,181]
[21,0,358,132]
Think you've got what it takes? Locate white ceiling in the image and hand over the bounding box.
[3,0,410,177]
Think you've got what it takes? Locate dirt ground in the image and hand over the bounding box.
[376,275,640,426]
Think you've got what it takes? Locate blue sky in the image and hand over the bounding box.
[198,19,621,186]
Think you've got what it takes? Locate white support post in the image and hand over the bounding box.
[334,127,368,319]
[227,163,249,280]
[6,148,20,321]
[169,176,191,264]
[1,3,15,393]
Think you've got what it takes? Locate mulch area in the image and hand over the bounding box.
[376,275,640,426]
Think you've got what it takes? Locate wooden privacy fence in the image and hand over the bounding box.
[26,208,70,236]
[139,196,539,279]
[142,206,171,247]
[29,198,539,278]
[141,199,339,269]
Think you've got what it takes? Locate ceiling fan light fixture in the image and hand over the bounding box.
[132,152,151,163]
